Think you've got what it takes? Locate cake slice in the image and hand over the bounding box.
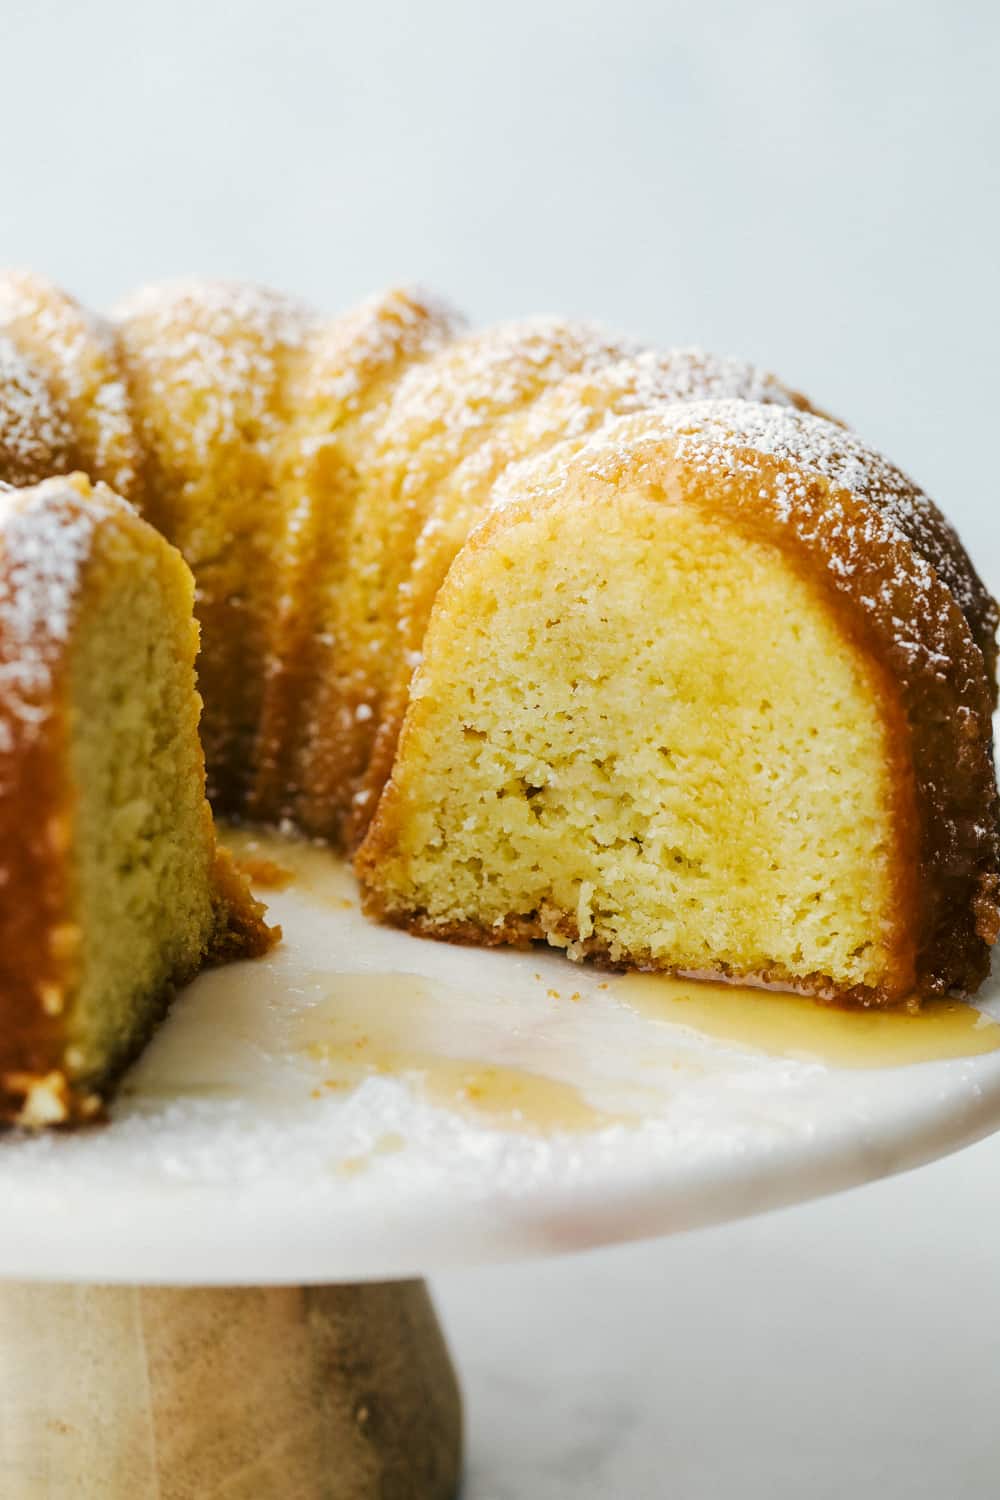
[356,403,1000,1006]
[0,475,275,1127]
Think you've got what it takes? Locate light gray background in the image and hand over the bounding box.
[3,2,999,1494]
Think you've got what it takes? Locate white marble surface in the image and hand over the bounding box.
[437,1130,1000,1498]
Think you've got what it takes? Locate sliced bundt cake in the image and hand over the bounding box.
[0,475,274,1127]
[0,271,996,1015]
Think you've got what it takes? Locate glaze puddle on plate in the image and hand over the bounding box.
[298,973,624,1133]
[616,974,1000,1068]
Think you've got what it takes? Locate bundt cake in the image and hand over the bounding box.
[0,474,274,1127]
[0,271,996,1022]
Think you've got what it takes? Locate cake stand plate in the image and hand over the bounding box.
[2,830,1000,1498]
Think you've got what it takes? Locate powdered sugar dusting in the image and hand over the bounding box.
[115,279,314,465]
[0,275,138,496]
[0,479,132,752]
[641,399,919,504]
[372,317,640,487]
[0,338,72,483]
[486,348,812,509]
[544,347,812,430]
[307,285,464,413]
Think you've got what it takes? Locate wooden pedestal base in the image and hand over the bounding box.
[0,1279,462,1499]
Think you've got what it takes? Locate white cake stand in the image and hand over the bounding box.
[3,832,1000,1498]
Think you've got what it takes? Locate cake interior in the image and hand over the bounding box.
[361,491,915,998]
[62,523,221,1088]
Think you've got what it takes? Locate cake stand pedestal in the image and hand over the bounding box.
[0,1280,460,1499]
[2,837,1000,1499]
